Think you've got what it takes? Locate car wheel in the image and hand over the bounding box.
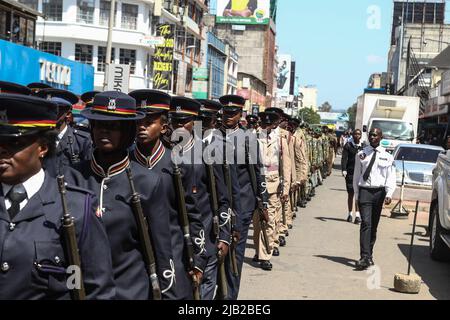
[429,203,450,262]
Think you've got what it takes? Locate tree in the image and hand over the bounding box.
[347,103,357,129]
[319,101,332,112]
[298,107,321,124]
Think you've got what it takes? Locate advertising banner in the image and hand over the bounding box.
[0,39,93,95]
[153,23,174,91]
[106,64,130,93]
[216,0,271,25]
[277,54,292,97]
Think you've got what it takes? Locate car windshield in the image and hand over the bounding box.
[371,120,414,141]
[395,147,442,163]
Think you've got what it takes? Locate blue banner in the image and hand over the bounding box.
[0,40,94,95]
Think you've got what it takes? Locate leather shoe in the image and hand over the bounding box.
[252,255,260,263]
[279,236,286,247]
[356,258,371,270]
[369,257,374,266]
[347,215,353,223]
[288,224,293,230]
[354,217,361,225]
[260,260,272,271]
[272,248,280,256]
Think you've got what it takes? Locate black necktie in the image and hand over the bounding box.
[363,149,377,182]
[7,184,27,220]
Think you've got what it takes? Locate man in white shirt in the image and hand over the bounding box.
[353,128,396,270]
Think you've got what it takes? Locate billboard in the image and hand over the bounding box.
[0,39,93,95]
[152,24,174,91]
[216,0,271,25]
[277,54,292,97]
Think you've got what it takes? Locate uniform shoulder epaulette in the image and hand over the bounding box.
[73,129,91,139]
[65,183,95,196]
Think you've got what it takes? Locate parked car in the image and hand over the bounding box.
[393,144,445,189]
[430,150,450,261]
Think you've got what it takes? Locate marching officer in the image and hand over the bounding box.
[34,88,92,176]
[246,114,259,131]
[26,82,52,94]
[129,89,207,299]
[0,94,115,299]
[169,97,230,300]
[219,94,268,298]
[353,128,396,270]
[0,81,31,95]
[292,119,308,209]
[253,111,282,270]
[65,91,176,299]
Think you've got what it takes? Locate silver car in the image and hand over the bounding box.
[393,144,445,189]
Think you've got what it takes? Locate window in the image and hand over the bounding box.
[77,0,95,24]
[121,3,138,30]
[18,0,38,11]
[99,0,117,26]
[42,0,63,21]
[39,41,61,56]
[119,48,136,74]
[26,19,34,46]
[75,44,93,65]
[0,9,7,40]
[97,46,115,72]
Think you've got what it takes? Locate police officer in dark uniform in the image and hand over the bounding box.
[170,97,231,300]
[219,94,268,299]
[246,114,259,131]
[26,82,52,94]
[65,91,176,299]
[0,81,31,95]
[129,89,207,299]
[34,88,92,176]
[0,94,115,299]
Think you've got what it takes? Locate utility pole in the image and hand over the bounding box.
[103,0,116,90]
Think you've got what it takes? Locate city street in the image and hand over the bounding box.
[239,158,450,300]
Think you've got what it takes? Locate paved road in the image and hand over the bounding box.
[238,160,450,300]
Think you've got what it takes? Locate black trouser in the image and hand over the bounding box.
[358,187,386,259]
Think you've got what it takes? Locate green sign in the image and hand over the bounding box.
[193,68,208,80]
[193,80,208,99]
[216,16,270,25]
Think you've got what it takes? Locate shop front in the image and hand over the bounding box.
[0,39,94,95]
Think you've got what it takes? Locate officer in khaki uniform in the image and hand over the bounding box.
[327,129,338,176]
[265,108,291,249]
[253,111,282,270]
[292,119,308,208]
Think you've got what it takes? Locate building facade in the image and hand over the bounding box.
[299,86,318,111]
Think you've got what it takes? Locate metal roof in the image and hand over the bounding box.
[428,45,450,69]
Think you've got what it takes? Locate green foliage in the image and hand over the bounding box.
[298,107,321,124]
[347,102,357,129]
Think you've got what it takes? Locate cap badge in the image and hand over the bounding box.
[176,106,182,113]
[107,99,117,111]
[46,94,52,100]
[0,110,8,124]
[141,100,147,108]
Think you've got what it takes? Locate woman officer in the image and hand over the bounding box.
[0,94,114,300]
[65,91,176,300]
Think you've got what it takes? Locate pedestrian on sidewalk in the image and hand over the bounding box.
[341,129,366,224]
[353,128,396,270]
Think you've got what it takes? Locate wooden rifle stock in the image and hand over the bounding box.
[57,175,86,300]
[125,167,162,300]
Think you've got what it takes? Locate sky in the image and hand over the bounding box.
[277,0,394,111]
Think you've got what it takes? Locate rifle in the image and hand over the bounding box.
[205,160,228,299]
[67,135,80,164]
[223,161,239,277]
[248,162,270,254]
[57,175,86,300]
[172,163,201,300]
[125,167,162,300]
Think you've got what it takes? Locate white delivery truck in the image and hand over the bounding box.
[355,93,420,152]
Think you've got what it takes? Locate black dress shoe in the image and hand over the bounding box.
[369,258,374,266]
[253,255,260,263]
[279,236,286,247]
[260,260,272,271]
[288,224,293,230]
[354,217,361,225]
[356,258,371,270]
[347,215,353,223]
[272,248,280,256]
[284,230,289,237]
[300,201,307,208]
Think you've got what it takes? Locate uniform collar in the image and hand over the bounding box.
[90,151,130,178]
[134,140,166,169]
[2,169,45,202]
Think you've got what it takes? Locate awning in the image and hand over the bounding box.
[0,0,43,17]
[428,45,450,69]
